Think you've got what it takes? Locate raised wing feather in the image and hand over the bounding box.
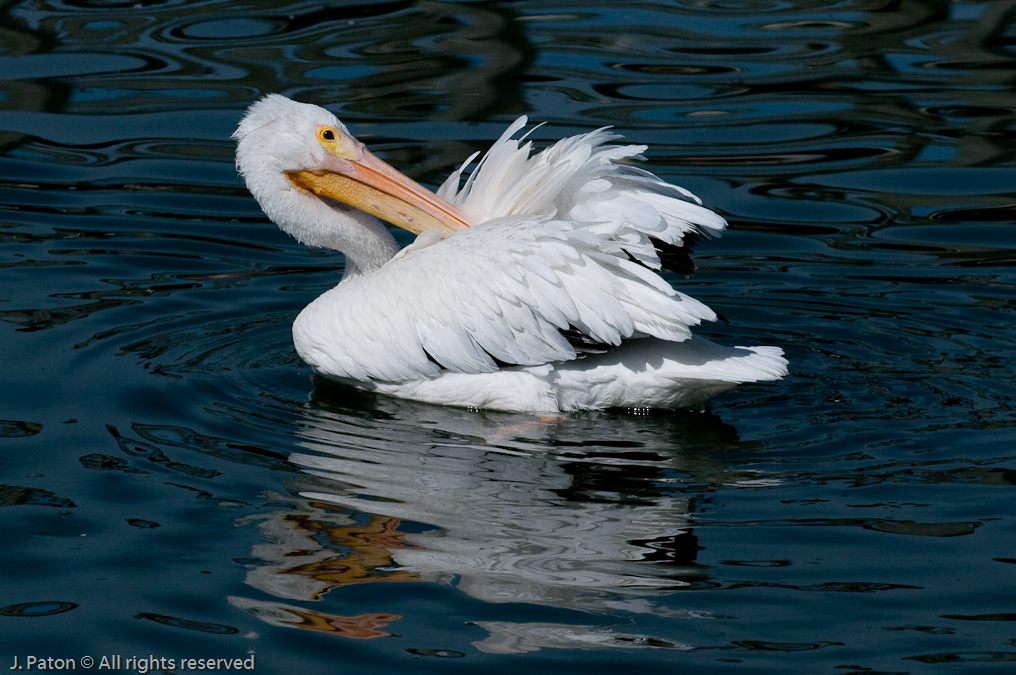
[440,116,727,262]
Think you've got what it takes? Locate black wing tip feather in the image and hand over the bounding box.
[648,228,713,278]
[560,327,611,355]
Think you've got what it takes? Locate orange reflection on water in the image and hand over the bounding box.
[275,505,421,595]
[229,597,401,639]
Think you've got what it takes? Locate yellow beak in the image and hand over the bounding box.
[287,145,471,235]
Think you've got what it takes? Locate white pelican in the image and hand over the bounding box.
[233,95,787,412]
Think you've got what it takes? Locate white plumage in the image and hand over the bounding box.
[234,95,787,412]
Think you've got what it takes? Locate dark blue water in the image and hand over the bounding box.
[3,1,1016,672]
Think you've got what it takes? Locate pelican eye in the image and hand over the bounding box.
[317,126,340,144]
[316,124,357,159]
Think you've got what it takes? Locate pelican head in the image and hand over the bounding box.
[234,95,468,276]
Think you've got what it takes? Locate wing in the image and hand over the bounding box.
[293,216,718,384]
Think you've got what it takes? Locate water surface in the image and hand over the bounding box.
[2,1,1016,673]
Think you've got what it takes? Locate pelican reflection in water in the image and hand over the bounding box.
[229,400,765,652]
